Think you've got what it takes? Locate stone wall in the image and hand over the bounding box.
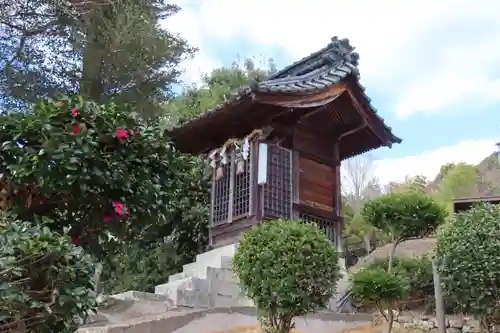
[390,312,480,333]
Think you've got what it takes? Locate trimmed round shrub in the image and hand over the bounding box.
[367,257,433,301]
[437,203,500,322]
[362,192,447,243]
[0,213,97,333]
[351,267,408,307]
[233,219,340,333]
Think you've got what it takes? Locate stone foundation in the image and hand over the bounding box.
[385,311,480,333]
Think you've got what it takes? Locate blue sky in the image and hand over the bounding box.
[164,0,500,186]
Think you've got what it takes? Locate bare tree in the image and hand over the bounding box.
[341,154,381,253]
[341,154,377,209]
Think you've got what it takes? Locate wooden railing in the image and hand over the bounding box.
[298,212,339,243]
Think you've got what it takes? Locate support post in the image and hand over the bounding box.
[432,258,446,333]
[332,141,345,262]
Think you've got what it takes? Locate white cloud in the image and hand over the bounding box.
[161,4,222,85]
[374,139,500,187]
[164,0,500,116]
[394,38,500,117]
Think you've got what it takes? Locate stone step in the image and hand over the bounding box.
[169,256,236,282]
[156,277,209,305]
[194,243,238,264]
[168,271,190,282]
[169,264,237,284]
[159,245,348,312]
[155,276,253,308]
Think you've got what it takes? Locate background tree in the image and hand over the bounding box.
[475,154,500,195]
[1,0,195,116]
[384,175,428,194]
[342,154,377,208]
[163,58,276,124]
[342,154,381,253]
[437,163,478,200]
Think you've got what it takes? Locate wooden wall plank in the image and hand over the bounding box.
[298,155,335,209]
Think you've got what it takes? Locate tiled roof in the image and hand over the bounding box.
[258,36,359,93]
[173,37,359,123]
[172,36,401,145]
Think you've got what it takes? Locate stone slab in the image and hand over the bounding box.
[169,271,190,282]
[206,266,237,282]
[112,291,172,303]
[195,243,238,264]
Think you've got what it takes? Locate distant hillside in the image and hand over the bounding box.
[428,153,500,197]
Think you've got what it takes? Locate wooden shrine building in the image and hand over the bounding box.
[169,37,402,251]
[453,196,500,214]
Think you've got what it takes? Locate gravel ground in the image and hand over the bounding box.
[171,313,370,333]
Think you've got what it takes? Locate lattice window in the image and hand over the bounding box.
[263,144,292,219]
[299,213,335,243]
[232,156,251,219]
[212,162,231,226]
[211,145,253,226]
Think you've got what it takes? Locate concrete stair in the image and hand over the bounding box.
[154,244,253,308]
[155,243,353,312]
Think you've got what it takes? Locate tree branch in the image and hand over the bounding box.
[0,19,58,36]
[4,35,26,69]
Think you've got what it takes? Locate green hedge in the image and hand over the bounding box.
[355,256,459,314]
[367,256,433,302]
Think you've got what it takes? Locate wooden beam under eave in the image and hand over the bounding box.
[344,88,391,147]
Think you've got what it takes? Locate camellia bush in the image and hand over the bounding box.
[0,212,96,333]
[437,203,500,329]
[0,95,196,259]
[0,95,209,331]
[233,220,340,333]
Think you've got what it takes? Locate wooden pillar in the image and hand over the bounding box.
[432,258,446,333]
[333,141,345,259]
[208,165,216,250]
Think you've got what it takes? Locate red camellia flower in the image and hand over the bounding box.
[71,235,80,245]
[112,201,125,216]
[72,123,81,134]
[116,128,129,141]
[71,108,79,118]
